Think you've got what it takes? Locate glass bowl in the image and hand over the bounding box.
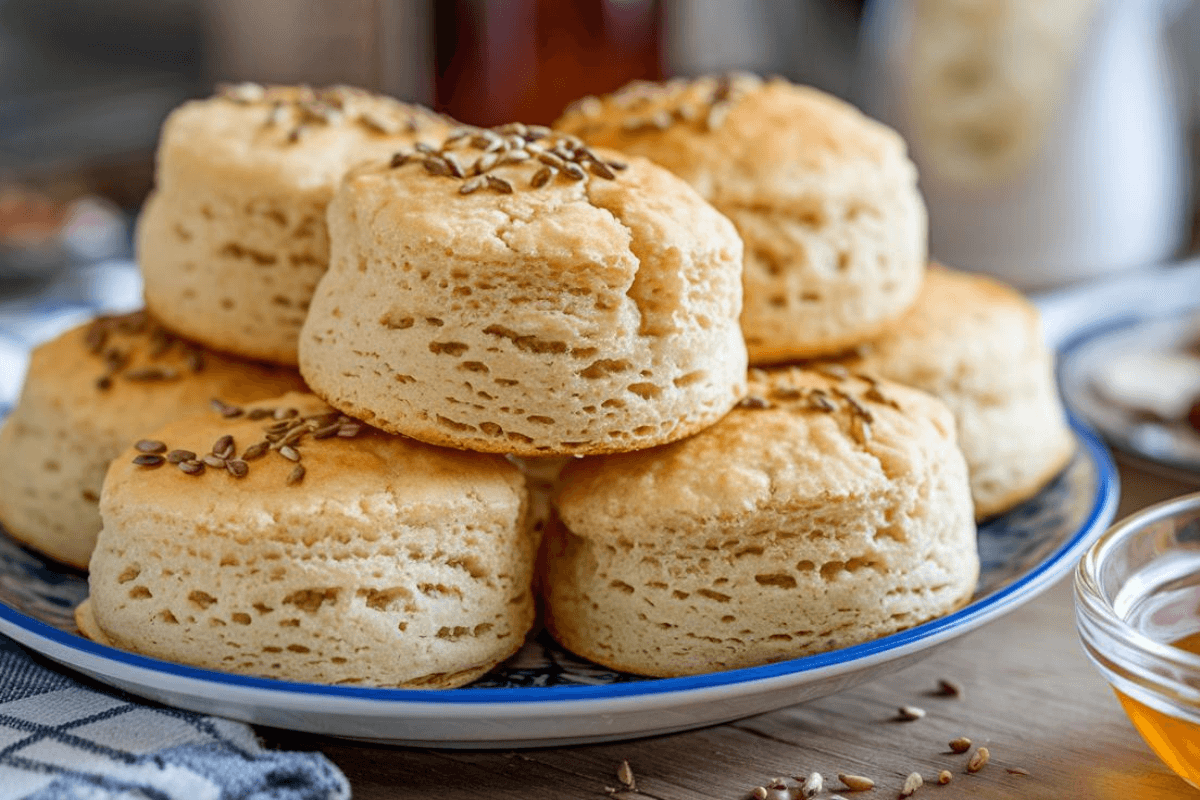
[1076,491,1200,788]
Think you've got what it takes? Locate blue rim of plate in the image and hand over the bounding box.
[0,416,1118,705]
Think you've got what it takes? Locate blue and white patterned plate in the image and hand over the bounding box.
[0,391,1117,747]
[0,259,1124,746]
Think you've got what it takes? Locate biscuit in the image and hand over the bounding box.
[555,75,928,363]
[544,367,978,677]
[137,84,451,365]
[834,265,1075,518]
[299,125,747,456]
[0,312,306,569]
[84,392,536,688]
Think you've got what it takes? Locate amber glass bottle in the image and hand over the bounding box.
[435,0,662,127]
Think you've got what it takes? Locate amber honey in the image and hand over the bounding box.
[1115,631,1200,789]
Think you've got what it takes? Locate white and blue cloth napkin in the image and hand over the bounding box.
[0,260,350,799]
[0,636,349,799]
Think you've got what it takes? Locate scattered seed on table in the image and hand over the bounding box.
[617,760,635,789]
[839,774,875,792]
[900,772,922,797]
[967,747,990,773]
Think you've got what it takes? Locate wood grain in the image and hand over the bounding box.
[264,460,1200,799]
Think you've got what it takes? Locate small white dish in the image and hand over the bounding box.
[856,0,1190,290]
[1059,306,1200,479]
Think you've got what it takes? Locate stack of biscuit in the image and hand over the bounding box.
[555,75,1074,523]
[0,72,1074,687]
[77,100,756,687]
[0,84,447,571]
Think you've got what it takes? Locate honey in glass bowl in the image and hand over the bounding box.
[1076,492,1200,790]
[1114,631,1200,789]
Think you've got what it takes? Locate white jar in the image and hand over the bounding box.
[856,0,1190,290]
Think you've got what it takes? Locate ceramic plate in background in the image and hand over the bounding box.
[1058,308,1200,480]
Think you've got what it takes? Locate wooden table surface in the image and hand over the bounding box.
[269,460,1200,799]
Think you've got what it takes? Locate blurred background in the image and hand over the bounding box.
[1,0,1199,289]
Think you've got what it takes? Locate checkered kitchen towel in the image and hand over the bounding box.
[0,637,349,799]
[0,261,350,799]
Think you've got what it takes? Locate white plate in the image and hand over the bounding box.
[0,415,1117,748]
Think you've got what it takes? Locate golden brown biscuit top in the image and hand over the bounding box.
[557,73,767,139]
[333,126,743,318]
[866,264,1038,350]
[104,392,525,537]
[157,84,452,191]
[351,122,633,197]
[555,367,957,542]
[30,312,302,403]
[554,74,912,204]
[80,310,208,391]
[844,265,1045,396]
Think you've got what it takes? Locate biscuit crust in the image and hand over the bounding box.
[137,85,451,365]
[0,313,306,568]
[544,368,978,677]
[300,132,747,456]
[86,393,537,688]
[556,75,928,363]
[838,266,1075,519]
